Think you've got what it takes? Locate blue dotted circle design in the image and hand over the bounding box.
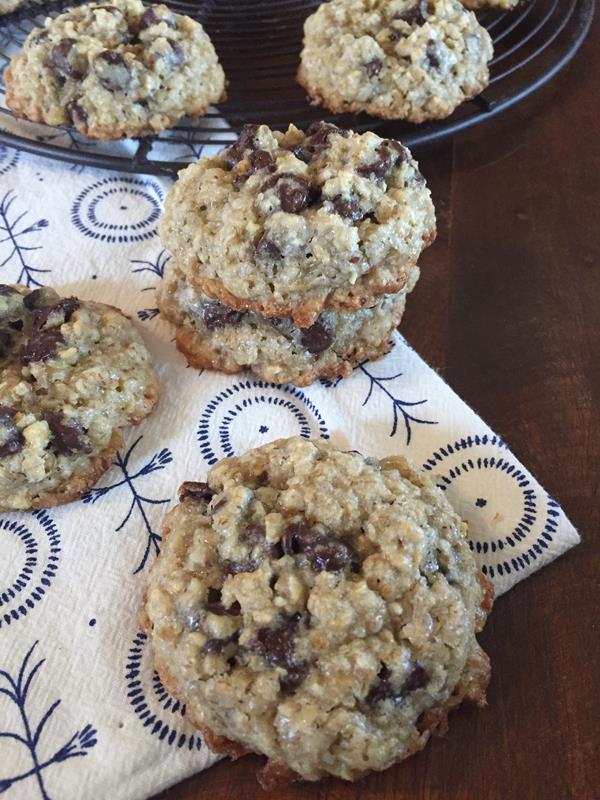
[125,631,202,751]
[198,380,329,465]
[0,510,60,629]
[0,145,20,175]
[422,434,556,580]
[71,177,163,243]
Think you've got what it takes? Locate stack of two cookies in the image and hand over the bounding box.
[157,121,436,387]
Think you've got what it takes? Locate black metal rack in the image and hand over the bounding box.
[0,0,594,177]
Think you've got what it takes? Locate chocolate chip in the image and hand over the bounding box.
[94,51,131,92]
[202,303,244,330]
[223,559,257,575]
[389,29,402,42]
[250,149,275,173]
[9,320,22,331]
[426,41,441,70]
[277,174,311,213]
[281,523,353,571]
[358,140,406,180]
[286,144,311,163]
[358,146,394,179]
[244,523,267,543]
[394,0,429,25]
[161,43,185,69]
[206,588,241,616]
[178,481,214,504]
[49,39,83,80]
[0,406,24,458]
[44,411,92,455]
[300,319,334,354]
[305,120,347,147]
[255,234,281,259]
[138,6,177,30]
[251,612,305,690]
[23,287,60,311]
[31,297,80,331]
[332,194,363,222]
[204,631,239,654]
[21,329,64,364]
[280,663,308,693]
[366,663,393,704]
[66,101,88,127]
[0,285,19,296]
[223,124,260,168]
[365,58,383,78]
[402,662,428,692]
[366,662,428,704]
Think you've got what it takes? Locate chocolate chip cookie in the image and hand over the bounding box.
[159,122,435,328]
[143,437,493,787]
[4,0,226,140]
[0,285,158,511]
[297,0,493,123]
[157,260,417,386]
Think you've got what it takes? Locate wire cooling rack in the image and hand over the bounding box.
[0,0,594,177]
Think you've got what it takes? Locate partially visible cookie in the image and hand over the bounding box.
[297,0,493,123]
[0,0,26,14]
[0,284,159,511]
[157,260,418,386]
[143,437,492,786]
[461,0,519,8]
[159,122,435,327]
[4,0,225,140]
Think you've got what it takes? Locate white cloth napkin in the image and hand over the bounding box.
[0,142,579,800]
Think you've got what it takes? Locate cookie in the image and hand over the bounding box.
[159,122,435,327]
[157,260,417,386]
[0,285,159,511]
[0,0,26,14]
[297,0,493,123]
[4,0,226,140]
[461,0,519,8]
[143,437,493,787]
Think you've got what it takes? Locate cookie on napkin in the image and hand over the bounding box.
[143,437,493,788]
[0,285,158,511]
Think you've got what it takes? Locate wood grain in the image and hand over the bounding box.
[154,18,600,800]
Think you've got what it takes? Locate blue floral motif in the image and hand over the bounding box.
[71,177,164,243]
[0,190,50,287]
[82,436,172,574]
[421,434,558,579]
[0,641,97,800]
[198,380,329,465]
[0,511,60,630]
[131,249,171,322]
[358,362,437,444]
[322,361,436,445]
[0,145,20,176]
[125,632,203,751]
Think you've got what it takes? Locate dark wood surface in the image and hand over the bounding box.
[156,19,600,800]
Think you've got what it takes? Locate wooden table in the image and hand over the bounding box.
[156,19,600,800]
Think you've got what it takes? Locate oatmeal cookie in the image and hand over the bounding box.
[461,0,519,8]
[4,0,225,140]
[159,122,435,327]
[143,437,493,786]
[0,284,158,511]
[157,260,417,386]
[0,0,26,14]
[297,0,493,123]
